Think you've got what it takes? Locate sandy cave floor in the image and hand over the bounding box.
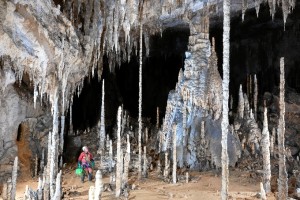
[15,167,277,200]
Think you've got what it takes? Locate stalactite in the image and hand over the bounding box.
[69,99,73,135]
[277,57,288,199]
[254,75,258,120]
[238,85,244,119]
[157,107,160,128]
[242,0,247,22]
[60,115,65,156]
[116,106,122,198]
[143,146,148,178]
[53,170,62,200]
[268,0,276,20]
[138,19,143,181]
[34,83,38,109]
[261,106,271,193]
[172,124,177,184]
[221,0,231,198]
[94,170,103,200]
[255,0,262,17]
[99,79,106,154]
[11,156,18,200]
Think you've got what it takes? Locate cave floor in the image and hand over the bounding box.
[15,168,276,200]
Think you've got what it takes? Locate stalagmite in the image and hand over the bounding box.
[89,186,95,200]
[182,101,187,166]
[37,177,43,200]
[35,154,39,177]
[157,159,161,175]
[94,170,103,200]
[277,57,288,199]
[260,182,267,200]
[116,106,122,198]
[221,0,231,198]
[109,139,113,173]
[2,182,8,200]
[270,132,274,157]
[53,170,62,200]
[99,79,106,154]
[244,94,250,118]
[11,156,18,200]
[40,149,45,174]
[238,85,244,119]
[261,106,271,193]
[138,17,143,181]
[143,146,148,178]
[164,151,169,179]
[186,172,189,183]
[123,134,130,188]
[254,75,258,120]
[172,124,177,184]
[145,127,148,144]
[157,107,160,128]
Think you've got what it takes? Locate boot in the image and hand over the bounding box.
[81,174,85,183]
[88,173,92,181]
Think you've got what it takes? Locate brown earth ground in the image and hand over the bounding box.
[15,166,276,200]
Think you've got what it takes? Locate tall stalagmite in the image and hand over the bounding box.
[116,107,122,198]
[221,0,231,198]
[11,156,18,200]
[138,18,143,181]
[172,124,177,184]
[261,106,271,193]
[277,57,288,199]
[254,75,258,120]
[99,79,106,154]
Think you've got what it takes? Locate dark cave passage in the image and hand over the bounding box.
[116,27,189,124]
[210,2,300,112]
[71,27,189,133]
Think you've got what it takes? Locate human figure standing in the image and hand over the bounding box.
[78,146,93,182]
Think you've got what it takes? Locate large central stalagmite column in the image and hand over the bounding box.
[277,57,288,199]
[221,0,231,198]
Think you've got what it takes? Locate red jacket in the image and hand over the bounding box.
[78,152,93,164]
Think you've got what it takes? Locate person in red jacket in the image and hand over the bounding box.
[78,146,93,182]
